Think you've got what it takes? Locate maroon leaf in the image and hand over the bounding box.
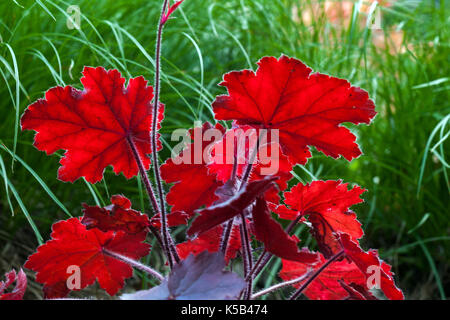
[177,225,241,263]
[149,211,190,229]
[81,195,150,234]
[187,176,278,236]
[252,197,318,263]
[121,252,245,300]
[338,280,377,300]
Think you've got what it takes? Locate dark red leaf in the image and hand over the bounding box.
[0,269,27,300]
[280,180,365,258]
[338,280,377,300]
[187,176,278,236]
[177,225,241,263]
[207,126,293,203]
[21,67,163,183]
[110,194,132,209]
[339,233,404,300]
[81,195,150,234]
[121,252,245,300]
[251,197,318,263]
[161,122,224,215]
[149,211,190,229]
[24,218,150,298]
[212,55,376,165]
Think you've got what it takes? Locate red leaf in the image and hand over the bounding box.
[252,197,318,263]
[187,176,278,236]
[212,55,376,165]
[24,218,150,298]
[0,269,27,300]
[280,253,367,300]
[21,67,163,183]
[339,233,404,300]
[338,280,377,300]
[177,225,241,263]
[161,122,224,215]
[81,195,150,234]
[149,211,190,229]
[281,180,365,258]
[207,126,293,203]
[110,194,132,209]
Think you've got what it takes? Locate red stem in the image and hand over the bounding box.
[220,218,234,254]
[152,0,176,268]
[103,249,164,282]
[252,270,313,299]
[126,137,160,214]
[220,139,238,254]
[127,137,173,261]
[222,132,260,257]
[240,210,253,300]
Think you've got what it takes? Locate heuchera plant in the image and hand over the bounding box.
[3,0,404,300]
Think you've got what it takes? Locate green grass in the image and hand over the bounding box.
[0,0,448,299]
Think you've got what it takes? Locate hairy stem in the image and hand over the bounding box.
[220,140,239,254]
[238,138,259,190]
[224,132,261,259]
[152,0,174,268]
[220,218,234,254]
[290,250,345,300]
[148,225,164,249]
[240,210,253,300]
[104,249,164,282]
[127,137,160,214]
[127,137,175,263]
[245,251,271,282]
[167,235,181,264]
[252,270,313,299]
[240,129,265,190]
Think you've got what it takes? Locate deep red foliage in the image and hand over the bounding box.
[280,253,367,300]
[187,176,278,236]
[161,122,225,215]
[207,126,293,204]
[18,47,402,300]
[177,225,241,263]
[81,195,150,234]
[275,180,365,258]
[339,233,404,300]
[212,55,376,165]
[149,211,189,229]
[24,218,150,298]
[252,197,318,263]
[338,280,377,300]
[21,67,164,183]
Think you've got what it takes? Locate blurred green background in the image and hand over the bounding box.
[0,0,448,299]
